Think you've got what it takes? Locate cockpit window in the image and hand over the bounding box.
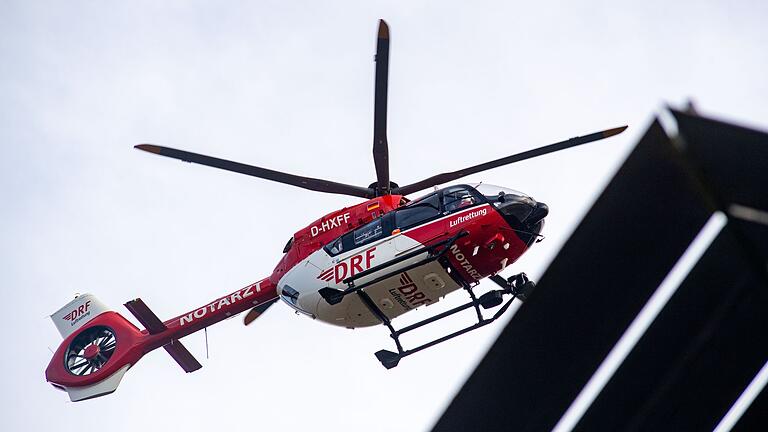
[471,183,530,202]
[396,193,441,229]
[442,186,478,213]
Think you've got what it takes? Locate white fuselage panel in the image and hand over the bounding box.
[277,233,463,328]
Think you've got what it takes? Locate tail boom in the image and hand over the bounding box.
[46,278,277,401]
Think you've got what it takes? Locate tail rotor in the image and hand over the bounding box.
[65,326,117,376]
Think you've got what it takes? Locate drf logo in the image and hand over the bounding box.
[387,272,431,310]
[63,301,91,325]
[318,247,376,284]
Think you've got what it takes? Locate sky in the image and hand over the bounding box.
[1,1,767,431]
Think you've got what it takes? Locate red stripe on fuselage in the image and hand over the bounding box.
[400,204,529,282]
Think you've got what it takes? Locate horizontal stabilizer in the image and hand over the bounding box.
[164,339,202,373]
[124,298,167,334]
[124,298,202,372]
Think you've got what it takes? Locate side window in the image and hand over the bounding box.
[396,193,441,229]
[326,217,388,256]
[353,218,383,246]
[326,237,344,255]
[442,187,478,213]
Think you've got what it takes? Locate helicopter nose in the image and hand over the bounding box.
[525,202,548,225]
[493,194,546,226]
[492,195,546,245]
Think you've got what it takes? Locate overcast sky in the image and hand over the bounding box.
[2,1,767,431]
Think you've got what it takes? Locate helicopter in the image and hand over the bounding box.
[45,20,626,402]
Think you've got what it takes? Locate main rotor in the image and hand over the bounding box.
[136,20,626,199]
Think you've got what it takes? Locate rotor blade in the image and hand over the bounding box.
[393,126,628,196]
[135,145,373,199]
[243,298,278,326]
[70,361,88,369]
[373,19,391,195]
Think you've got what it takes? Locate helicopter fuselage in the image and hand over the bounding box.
[270,183,548,328]
[43,20,627,401]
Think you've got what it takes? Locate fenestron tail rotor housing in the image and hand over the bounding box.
[65,326,117,376]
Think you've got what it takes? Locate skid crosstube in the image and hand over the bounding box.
[371,281,521,369]
[319,230,529,369]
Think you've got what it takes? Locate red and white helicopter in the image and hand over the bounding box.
[45,20,626,402]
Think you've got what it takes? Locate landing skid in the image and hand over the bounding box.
[318,231,535,369]
[373,272,534,369]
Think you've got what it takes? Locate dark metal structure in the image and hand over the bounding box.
[432,109,768,431]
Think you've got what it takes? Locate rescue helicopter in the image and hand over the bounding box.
[45,20,626,402]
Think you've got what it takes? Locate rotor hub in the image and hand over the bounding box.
[83,343,100,360]
[368,181,400,197]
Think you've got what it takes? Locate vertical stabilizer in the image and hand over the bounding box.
[50,294,111,339]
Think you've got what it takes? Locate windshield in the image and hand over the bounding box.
[470,183,531,200]
[442,186,479,213]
